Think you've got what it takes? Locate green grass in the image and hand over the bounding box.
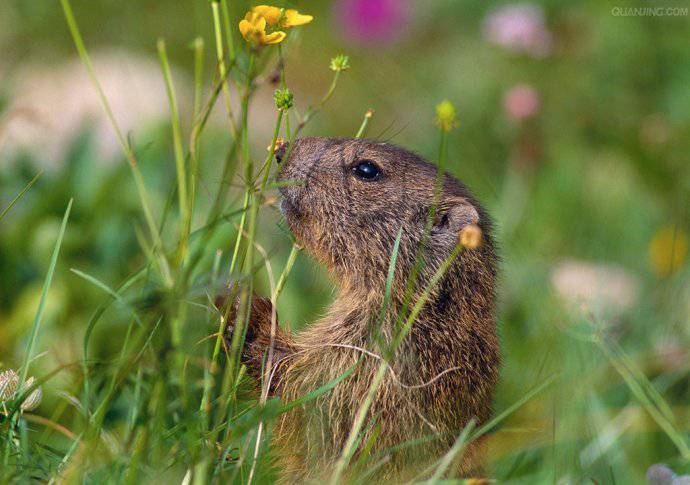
[1,1,689,484]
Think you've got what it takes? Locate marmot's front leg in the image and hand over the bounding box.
[216,287,294,396]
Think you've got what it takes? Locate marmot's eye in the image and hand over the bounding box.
[352,160,381,180]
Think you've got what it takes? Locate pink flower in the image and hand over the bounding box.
[551,259,640,316]
[334,0,410,45]
[503,84,540,121]
[483,4,553,57]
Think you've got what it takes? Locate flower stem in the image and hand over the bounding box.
[355,109,374,138]
[212,1,239,138]
[294,69,342,138]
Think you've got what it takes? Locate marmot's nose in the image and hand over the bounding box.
[274,140,289,164]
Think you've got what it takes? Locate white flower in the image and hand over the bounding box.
[20,376,42,412]
[2,49,190,169]
[551,259,640,315]
[0,369,19,402]
[0,369,43,412]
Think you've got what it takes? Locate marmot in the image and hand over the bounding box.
[223,137,499,482]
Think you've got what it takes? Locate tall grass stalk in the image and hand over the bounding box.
[221,49,258,396]
[185,38,206,278]
[274,243,301,300]
[200,250,223,422]
[59,0,172,287]
[158,39,190,267]
[224,105,283,433]
[219,0,236,64]
[211,0,239,138]
[192,37,204,122]
[247,241,300,484]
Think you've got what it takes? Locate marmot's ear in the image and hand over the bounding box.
[432,197,479,241]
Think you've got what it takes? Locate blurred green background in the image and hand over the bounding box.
[1,0,689,482]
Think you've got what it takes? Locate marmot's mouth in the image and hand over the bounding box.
[278,181,304,217]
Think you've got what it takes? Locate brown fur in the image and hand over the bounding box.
[223,137,500,483]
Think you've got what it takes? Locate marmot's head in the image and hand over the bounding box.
[276,137,495,295]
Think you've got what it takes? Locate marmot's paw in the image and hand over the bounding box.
[215,284,274,347]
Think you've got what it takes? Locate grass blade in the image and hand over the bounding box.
[596,335,690,458]
[472,374,557,441]
[20,199,73,385]
[0,171,42,222]
[157,38,191,265]
[70,268,144,327]
[376,228,403,334]
[428,419,476,482]
[280,357,361,413]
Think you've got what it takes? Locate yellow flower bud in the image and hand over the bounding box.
[329,54,351,72]
[459,224,482,249]
[435,100,458,132]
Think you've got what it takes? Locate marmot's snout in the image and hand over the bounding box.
[276,138,309,226]
[275,137,320,216]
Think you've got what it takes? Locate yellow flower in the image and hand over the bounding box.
[649,226,688,277]
[239,5,313,46]
[251,5,283,25]
[252,5,313,28]
[281,8,313,27]
[239,12,286,46]
[435,100,458,132]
